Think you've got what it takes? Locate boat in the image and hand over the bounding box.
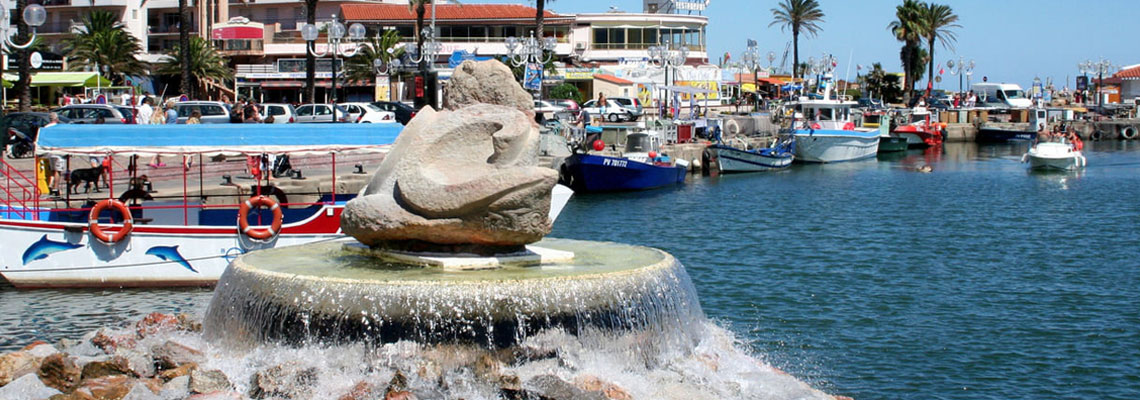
[877,136,909,153]
[977,109,1047,143]
[1021,139,1086,170]
[891,107,945,148]
[707,136,795,173]
[560,130,686,192]
[791,100,881,163]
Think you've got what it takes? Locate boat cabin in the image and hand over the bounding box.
[796,100,858,131]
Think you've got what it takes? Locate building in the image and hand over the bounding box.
[1113,64,1140,103]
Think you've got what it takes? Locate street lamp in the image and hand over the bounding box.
[504,31,556,101]
[741,39,761,111]
[300,15,365,122]
[1082,58,1116,109]
[0,2,45,50]
[946,56,974,98]
[807,54,837,96]
[1078,60,1093,105]
[648,39,688,118]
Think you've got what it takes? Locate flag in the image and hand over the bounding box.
[724,52,731,61]
[939,67,944,75]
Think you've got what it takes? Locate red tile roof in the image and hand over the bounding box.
[594,74,633,85]
[340,4,568,22]
[1114,64,1140,80]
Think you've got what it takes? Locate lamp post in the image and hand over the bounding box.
[1085,58,1115,109]
[648,39,688,118]
[1078,60,1093,105]
[946,56,974,98]
[2,2,45,110]
[405,26,442,109]
[741,39,761,111]
[504,30,556,101]
[300,15,366,122]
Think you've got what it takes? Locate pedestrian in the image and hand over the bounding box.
[186,110,202,124]
[165,99,179,124]
[137,97,154,125]
[597,92,607,116]
[149,105,167,124]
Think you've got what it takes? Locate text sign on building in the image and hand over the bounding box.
[276,59,343,73]
[6,51,64,71]
[673,0,708,11]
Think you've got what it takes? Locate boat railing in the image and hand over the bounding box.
[1,157,40,221]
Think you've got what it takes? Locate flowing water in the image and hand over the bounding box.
[2,142,1140,399]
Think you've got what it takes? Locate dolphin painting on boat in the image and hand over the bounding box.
[145,246,198,273]
[22,235,83,265]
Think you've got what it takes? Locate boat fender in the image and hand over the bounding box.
[1121,125,1138,140]
[238,195,283,241]
[89,199,133,244]
[725,119,741,136]
[1090,130,1103,141]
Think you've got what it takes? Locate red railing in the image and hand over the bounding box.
[1,157,40,221]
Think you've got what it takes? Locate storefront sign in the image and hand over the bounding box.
[563,68,599,80]
[276,59,342,73]
[674,80,720,100]
[6,51,64,71]
[375,75,390,102]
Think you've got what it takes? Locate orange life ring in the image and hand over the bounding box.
[238,195,283,241]
[89,199,133,243]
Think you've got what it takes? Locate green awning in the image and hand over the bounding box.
[28,72,112,87]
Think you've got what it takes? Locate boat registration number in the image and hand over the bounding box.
[602,159,628,167]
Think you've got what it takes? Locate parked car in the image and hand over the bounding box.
[534,100,565,115]
[53,104,132,124]
[175,101,232,124]
[3,112,70,158]
[581,99,635,122]
[608,97,644,121]
[294,104,350,123]
[338,102,398,123]
[552,99,581,124]
[371,101,417,125]
[257,103,296,123]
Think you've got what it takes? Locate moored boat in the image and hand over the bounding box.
[708,136,795,173]
[877,136,909,153]
[790,74,880,163]
[560,131,686,192]
[891,107,945,148]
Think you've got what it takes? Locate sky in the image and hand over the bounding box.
[463,0,1140,91]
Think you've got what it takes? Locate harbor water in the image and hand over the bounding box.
[3,141,1140,399]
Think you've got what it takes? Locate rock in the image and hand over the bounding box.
[91,330,137,354]
[58,338,80,352]
[113,350,156,378]
[121,381,162,400]
[24,342,60,359]
[0,349,41,386]
[38,353,82,392]
[176,313,203,333]
[248,362,318,399]
[0,373,62,399]
[81,357,136,380]
[69,375,133,400]
[444,59,535,116]
[135,313,180,339]
[188,369,232,394]
[159,375,189,397]
[151,340,204,370]
[574,375,632,400]
[472,354,501,380]
[384,389,416,400]
[336,381,375,400]
[342,103,557,249]
[524,374,606,400]
[158,362,196,381]
[386,370,408,392]
[186,392,243,400]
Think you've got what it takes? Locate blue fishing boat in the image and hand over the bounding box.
[707,136,796,173]
[560,131,686,192]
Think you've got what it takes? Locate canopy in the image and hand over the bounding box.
[6,72,114,88]
[36,123,401,157]
[662,85,715,95]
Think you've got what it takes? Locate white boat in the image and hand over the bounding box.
[790,75,880,163]
[1021,140,1087,171]
[708,136,795,173]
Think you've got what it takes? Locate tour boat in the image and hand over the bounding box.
[560,131,686,192]
[1021,140,1087,171]
[891,107,945,148]
[707,136,795,173]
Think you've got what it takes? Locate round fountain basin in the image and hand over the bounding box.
[204,238,705,348]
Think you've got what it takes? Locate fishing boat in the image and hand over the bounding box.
[560,131,686,192]
[977,109,1047,143]
[792,100,881,163]
[892,107,945,148]
[707,136,795,173]
[877,136,909,153]
[1021,139,1086,170]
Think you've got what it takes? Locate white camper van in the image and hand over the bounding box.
[971,83,1033,108]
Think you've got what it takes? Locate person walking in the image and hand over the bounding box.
[164,100,179,124]
[137,97,154,125]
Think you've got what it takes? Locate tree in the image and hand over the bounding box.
[861,62,903,104]
[157,36,233,94]
[14,0,30,111]
[549,83,581,104]
[63,10,146,84]
[343,30,405,83]
[179,0,191,98]
[304,0,318,103]
[532,0,553,43]
[888,0,923,103]
[903,45,927,95]
[769,0,824,80]
[919,2,959,96]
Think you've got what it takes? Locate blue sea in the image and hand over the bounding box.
[3,141,1139,399]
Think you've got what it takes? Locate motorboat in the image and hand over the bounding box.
[707,136,795,173]
[1022,139,1086,171]
[891,107,945,148]
[560,130,686,192]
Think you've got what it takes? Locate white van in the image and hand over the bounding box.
[971,83,1033,108]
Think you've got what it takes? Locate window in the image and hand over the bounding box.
[295,106,312,117]
[315,106,331,115]
[593,28,608,45]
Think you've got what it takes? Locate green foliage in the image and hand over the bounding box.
[861,63,904,104]
[62,10,147,83]
[889,0,923,98]
[157,36,232,84]
[549,83,581,103]
[769,0,824,79]
[344,30,406,83]
[919,2,960,92]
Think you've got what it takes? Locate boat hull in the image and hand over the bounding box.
[1023,143,1086,171]
[709,144,794,173]
[892,126,943,148]
[977,128,1037,143]
[562,153,686,192]
[793,130,880,163]
[877,136,909,153]
[1027,155,1085,171]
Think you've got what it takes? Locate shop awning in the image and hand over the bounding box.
[7,72,114,88]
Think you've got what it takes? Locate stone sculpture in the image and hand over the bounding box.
[341,60,558,253]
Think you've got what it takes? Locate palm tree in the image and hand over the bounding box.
[179,0,191,98]
[888,0,923,103]
[157,36,233,94]
[919,2,959,96]
[343,30,405,83]
[769,0,824,80]
[14,0,30,111]
[533,0,553,42]
[63,11,146,84]
[304,0,318,103]
[409,0,430,108]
